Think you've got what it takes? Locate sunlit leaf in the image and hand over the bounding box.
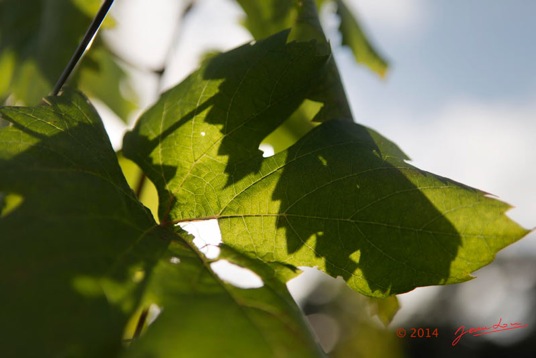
[123,30,330,222]
[217,120,528,296]
[125,31,528,297]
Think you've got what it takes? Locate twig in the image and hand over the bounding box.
[132,307,149,340]
[51,0,115,96]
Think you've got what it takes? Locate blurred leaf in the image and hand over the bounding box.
[77,46,138,121]
[124,30,528,297]
[117,151,159,221]
[300,276,403,357]
[336,0,388,78]
[261,99,321,154]
[123,240,324,357]
[0,49,15,100]
[0,0,134,121]
[72,0,116,28]
[369,296,400,326]
[0,91,168,356]
[0,0,91,103]
[235,0,297,40]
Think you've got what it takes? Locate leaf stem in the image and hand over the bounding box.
[134,171,147,199]
[51,0,115,96]
[132,307,149,340]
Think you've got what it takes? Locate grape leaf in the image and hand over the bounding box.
[236,0,387,85]
[235,0,297,40]
[123,30,330,222]
[124,32,528,297]
[0,91,168,356]
[122,239,324,358]
[235,0,353,134]
[0,91,322,357]
[335,0,389,78]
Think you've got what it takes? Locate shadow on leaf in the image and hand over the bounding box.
[0,94,169,356]
[270,120,463,295]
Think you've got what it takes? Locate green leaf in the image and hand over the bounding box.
[217,120,529,296]
[369,296,400,326]
[0,0,134,121]
[117,151,159,221]
[1,91,323,356]
[0,91,168,356]
[335,0,389,78]
[236,0,353,139]
[123,238,324,357]
[235,0,297,40]
[125,34,528,297]
[123,30,330,223]
[0,0,91,103]
[237,0,391,84]
[77,45,138,121]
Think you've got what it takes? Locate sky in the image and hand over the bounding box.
[100,0,536,337]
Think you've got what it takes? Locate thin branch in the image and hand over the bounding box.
[132,307,149,340]
[51,0,115,96]
[134,170,147,199]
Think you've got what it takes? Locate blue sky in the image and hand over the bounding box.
[348,0,536,107]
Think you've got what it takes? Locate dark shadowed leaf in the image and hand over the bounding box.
[122,238,324,358]
[235,0,353,140]
[0,91,168,356]
[0,0,90,103]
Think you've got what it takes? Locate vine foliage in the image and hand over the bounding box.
[0,0,529,356]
